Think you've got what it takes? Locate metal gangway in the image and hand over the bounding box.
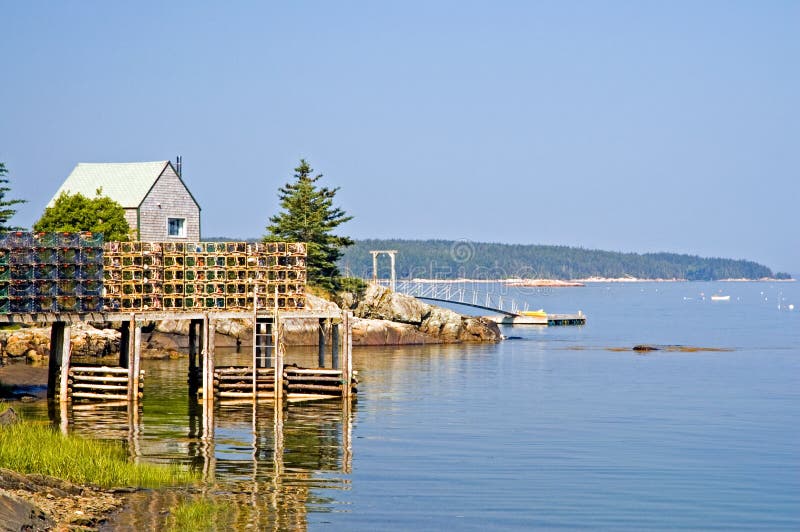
[385,280,533,316]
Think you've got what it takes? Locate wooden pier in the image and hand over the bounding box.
[0,235,358,411]
[0,308,355,407]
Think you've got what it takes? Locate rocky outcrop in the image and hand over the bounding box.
[351,317,440,345]
[354,284,501,343]
[0,323,120,362]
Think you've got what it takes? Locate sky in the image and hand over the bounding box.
[2,1,798,274]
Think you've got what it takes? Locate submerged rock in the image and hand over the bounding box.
[632,345,659,352]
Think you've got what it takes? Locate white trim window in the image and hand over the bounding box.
[167,217,186,238]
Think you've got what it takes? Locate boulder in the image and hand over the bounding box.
[282,319,320,346]
[70,324,119,356]
[0,408,19,427]
[213,318,250,339]
[0,323,119,361]
[461,316,502,342]
[355,284,501,343]
[306,293,341,313]
[355,284,428,325]
[144,332,182,352]
[352,317,440,345]
[3,336,30,358]
[25,349,45,363]
[154,319,190,336]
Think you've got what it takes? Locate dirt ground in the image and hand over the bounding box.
[0,361,48,386]
[0,361,49,402]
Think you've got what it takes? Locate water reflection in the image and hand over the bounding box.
[37,354,356,530]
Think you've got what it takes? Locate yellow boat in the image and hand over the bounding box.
[519,309,547,318]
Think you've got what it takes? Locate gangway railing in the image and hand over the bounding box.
[378,280,532,316]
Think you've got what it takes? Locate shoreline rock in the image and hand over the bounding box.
[353,284,501,343]
[0,323,120,362]
[0,468,123,531]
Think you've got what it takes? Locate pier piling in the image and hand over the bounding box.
[318,318,327,368]
[119,321,130,369]
[332,321,340,370]
[47,322,67,399]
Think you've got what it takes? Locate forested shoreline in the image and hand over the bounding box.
[336,239,791,281]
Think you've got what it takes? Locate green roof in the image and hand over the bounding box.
[50,161,171,208]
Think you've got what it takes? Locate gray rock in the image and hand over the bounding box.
[0,491,54,532]
[0,468,35,491]
[24,474,82,496]
[355,284,429,324]
[0,408,19,427]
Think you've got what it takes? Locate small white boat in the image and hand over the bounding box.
[710,295,730,301]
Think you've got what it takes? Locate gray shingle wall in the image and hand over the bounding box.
[137,165,200,241]
[123,208,138,237]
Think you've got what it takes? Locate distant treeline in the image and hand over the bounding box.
[337,239,791,281]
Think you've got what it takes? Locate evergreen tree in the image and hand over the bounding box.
[265,159,353,290]
[34,190,131,241]
[0,162,26,233]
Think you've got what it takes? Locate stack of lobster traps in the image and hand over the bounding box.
[184,242,227,309]
[100,241,306,312]
[0,231,103,313]
[103,242,163,311]
[259,242,307,310]
[0,235,307,314]
[162,242,186,309]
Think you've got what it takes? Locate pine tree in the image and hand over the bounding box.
[265,159,353,291]
[0,162,26,233]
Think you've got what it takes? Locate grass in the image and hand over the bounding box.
[167,499,234,532]
[306,283,332,300]
[0,422,197,488]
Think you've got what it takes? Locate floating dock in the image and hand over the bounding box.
[486,311,586,326]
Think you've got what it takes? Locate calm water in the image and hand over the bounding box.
[19,281,800,530]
